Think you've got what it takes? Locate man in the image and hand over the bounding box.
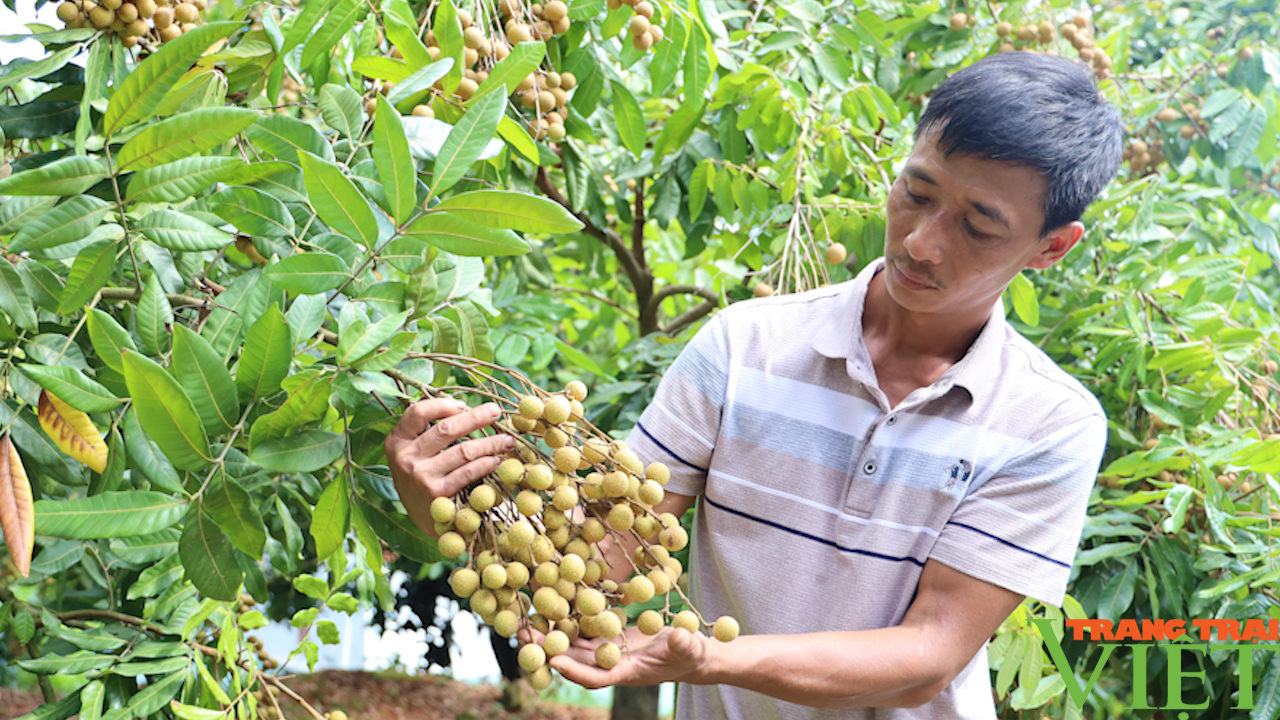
[386,51,1124,718]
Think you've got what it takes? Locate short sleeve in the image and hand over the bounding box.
[929,412,1107,606]
[625,314,730,498]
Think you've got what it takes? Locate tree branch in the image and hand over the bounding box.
[99,286,227,311]
[641,284,720,337]
[631,177,647,270]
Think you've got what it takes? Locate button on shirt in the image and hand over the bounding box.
[626,258,1108,720]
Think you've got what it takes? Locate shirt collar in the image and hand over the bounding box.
[810,257,1008,401]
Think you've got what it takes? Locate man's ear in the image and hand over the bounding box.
[1025,221,1084,270]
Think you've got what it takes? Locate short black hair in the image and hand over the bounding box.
[915,52,1124,237]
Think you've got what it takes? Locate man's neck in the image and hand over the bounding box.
[861,271,992,400]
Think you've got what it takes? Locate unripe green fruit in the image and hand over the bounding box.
[543,395,572,425]
[455,507,482,534]
[594,611,622,639]
[535,561,560,586]
[565,380,588,401]
[518,643,546,672]
[482,563,508,589]
[672,610,699,633]
[431,496,457,523]
[608,503,635,533]
[469,484,497,512]
[494,609,520,637]
[559,553,586,583]
[637,610,664,635]
[512,415,537,432]
[602,471,629,497]
[596,642,621,669]
[543,629,570,656]
[525,463,553,490]
[476,549,500,571]
[516,489,543,516]
[451,568,480,597]
[575,587,605,615]
[713,616,740,642]
[552,484,579,511]
[518,395,544,419]
[438,531,467,559]
[638,479,664,506]
[508,519,536,546]
[497,457,525,484]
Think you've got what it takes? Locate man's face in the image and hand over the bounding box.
[882,134,1077,318]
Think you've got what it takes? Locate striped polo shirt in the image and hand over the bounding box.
[626,258,1107,720]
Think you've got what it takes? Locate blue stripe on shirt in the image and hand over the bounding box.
[946,521,1071,569]
[703,494,926,567]
[634,422,709,473]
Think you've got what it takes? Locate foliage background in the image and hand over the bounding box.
[1,0,1280,717]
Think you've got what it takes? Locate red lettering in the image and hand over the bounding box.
[1271,619,1279,641]
[1193,619,1217,641]
[1097,619,1115,641]
[1141,619,1164,641]
[1065,619,1089,641]
[1223,620,1243,641]
[1165,619,1186,640]
[1242,619,1268,643]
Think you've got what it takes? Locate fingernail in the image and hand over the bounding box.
[451,399,467,410]
[503,436,517,449]
[486,403,501,418]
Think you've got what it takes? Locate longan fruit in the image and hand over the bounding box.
[1239,47,1254,62]
[948,13,966,31]
[535,561,560,586]
[543,395,572,424]
[552,484,579,511]
[88,6,114,27]
[753,282,774,298]
[559,553,586,583]
[547,123,567,142]
[549,87,569,108]
[626,575,655,603]
[600,471,628,498]
[713,616,740,642]
[595,642,621,669]
[438,532,467,559]
[455,507,482,534]
[457,78,478,100]
[508,519,536,547]
[493,609,520,637]
[637,610,664,635]
[430,496,457,523]
[518,395,544,419]
[582,439,608,464]
[629,14,650,36]
[543,629,570,656]
[552,448,581,475]
[638,480,664,506]
[824,243,847,265]
[544,426,569,448]
[608,503,635,533]
[995,20,1011,37]
[594,611,622,639]
[647,567,672,594]
[174,2,197,22]
[524,464,553,491]
[574,587,605,616]
[469,484,498,512]
[518,643,546,672]
[632,31,653,50]
[507,22,533,43]
[533,586,561,616]
[543,0,567,20]
[1262,359,1279,375]
[516,489,543,517]
[56,1,80,22]
[471,589,498,616]
[152,5,173,26]
[672,610,699,633]
[634,1,653,18]
[613,448,643,476]
[648,25,664,44]
[463,25,484,49]
[450,568,481,597]
[660,526,688,552]
[116,3,137,22]
[1156,107,1179,123]
[581,517,606,543]
[495,457,524,485]
[559,71,577,90]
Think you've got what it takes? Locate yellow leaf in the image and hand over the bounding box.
[0,433,34,576]
[37,390,108,473]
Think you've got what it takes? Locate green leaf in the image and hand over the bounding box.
[298,151,379,248]
[311,474,349,559]
[433,0,464,91]
[352,56,411,82]
[125,670,186,718]
[205,476,266,557]
[110,529,181,564]
[383,13,431,68]
[236,305,292,403]
[373,95,416,225]
[264,252,351,294]
[246,114,335,164]
[126,156,244,204]
[138,274,174,356]
[114,656,190,676]
[18,365,122,413]
[126,554,184,599]
[555,338,609,378]
[611,81,645,159]
[317,619,341,644]
[104,23,239,137]
[76,41,109,154]
[17,651,115,675]
[0,196,58,235]
[0,101,78,141]
[57,239,117,314]
[209,184,296,239]
[300,0,367,69]
[403,212,529,256]
[1007,271,1039,327]
[118,107,258,171]
[135,209,233,252]
[1228,105,1268,168]
[18,262,65,312]
[250,430,345,472]
[435,190,583,234]
[497,115,540,162]
[1251,653,1280,720]
[683,25,712,99]
[449,302,492,362]
[387,58,455,110]
[1097,558,1138,623]
[123,407,184,493]
[689,159,711,220]
[35,491,187,539]
[281,0,340,53]
[430,90,506,197]
[172,325,239,435]
[291,607,320,627]
[181,506,243,601]
[79,681,104,720]
[9,195,112,253]
[122,350,212,471]
[354,491,442,563]
[318,83,365,140]
[0,260,37,332]
[30,539,87,574]
[352,331,415,371]
[169,702,228,720]
[0,156,108,196]
[293,574,329,600]
[337,308,411,365]
[470,41,544,105]
[0,46,78,96]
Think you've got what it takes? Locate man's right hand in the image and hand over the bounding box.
[384,398,515,538]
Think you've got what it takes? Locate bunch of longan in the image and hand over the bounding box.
[430,379,737,689]
[991,12,1110,75]
[55,0,206,47]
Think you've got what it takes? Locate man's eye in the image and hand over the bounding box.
[905,190,927,204]
[964,221,992,239]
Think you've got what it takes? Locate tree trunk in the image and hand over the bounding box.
[611,685,660,720]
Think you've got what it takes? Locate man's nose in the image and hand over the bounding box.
[903,210,947,264]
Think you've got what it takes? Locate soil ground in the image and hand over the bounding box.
[0,671,611,720]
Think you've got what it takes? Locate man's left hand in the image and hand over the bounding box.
[548,627,712,689]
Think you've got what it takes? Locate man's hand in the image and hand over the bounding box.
[384,399,515,537]
[535,626,712,690]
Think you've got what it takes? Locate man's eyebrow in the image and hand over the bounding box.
[906,167,1011,231]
